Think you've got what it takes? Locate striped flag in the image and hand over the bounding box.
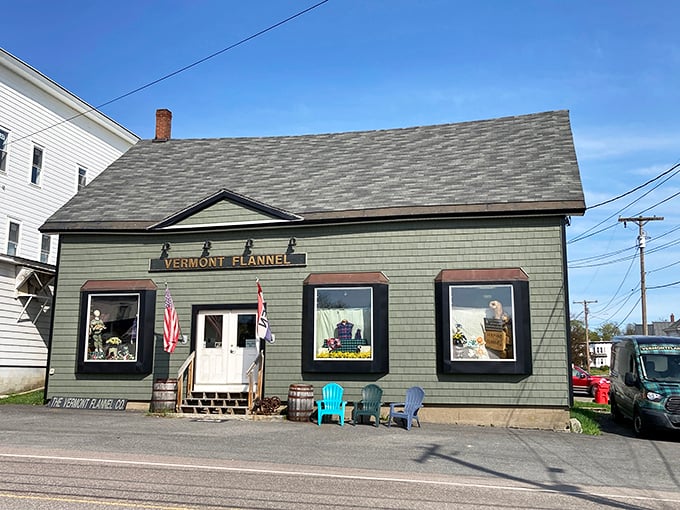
[163,286,180,353]
[257,280,274,343]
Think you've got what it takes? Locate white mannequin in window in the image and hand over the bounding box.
[90,309,106,354]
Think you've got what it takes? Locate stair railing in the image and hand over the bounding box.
[246,349,264,414]
[176,351,195,412]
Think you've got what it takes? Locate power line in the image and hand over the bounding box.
[591,246,639,313]
[568,161,680,244]
[6,0,331,148]
[648,258,680,274]
[647,279,680,290]
[616,296,642,330]
[568,250,638,268]
[635,188,680,216]
[586,161,680,210]
[569,244,634,264]
[568,224,680,269]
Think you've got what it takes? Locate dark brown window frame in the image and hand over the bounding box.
[77,279,157,375]
[435,268,532,375]
[302,272,389,374]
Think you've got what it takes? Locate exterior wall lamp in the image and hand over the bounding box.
[244,239,254,256]
[287,237,297,254]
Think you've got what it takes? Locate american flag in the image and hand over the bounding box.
[163,286,180,353]
[257,280,274,343]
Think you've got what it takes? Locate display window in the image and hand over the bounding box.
[435,269,532,375]
[314,287,373,360]
[85,294,139,361]
[302,272,389,373]
[77,280,157,374]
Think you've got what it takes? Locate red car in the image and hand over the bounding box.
[572,365,610,396]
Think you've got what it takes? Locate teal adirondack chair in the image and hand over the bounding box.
[351,384,383,427]
[316,382,348,426]
[387,386,425,430]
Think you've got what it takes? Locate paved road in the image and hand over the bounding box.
[0,405,679,509]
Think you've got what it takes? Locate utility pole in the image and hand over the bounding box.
[619,216,664,335]
[574,300,597,368]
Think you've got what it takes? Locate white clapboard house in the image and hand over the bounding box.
[0,48,138,394]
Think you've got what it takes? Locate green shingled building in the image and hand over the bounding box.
[41,109,585,429]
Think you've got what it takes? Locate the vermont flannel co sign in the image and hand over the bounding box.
[149,253,307,272]
[48,396,128,411]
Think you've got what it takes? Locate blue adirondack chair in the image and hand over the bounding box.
[387,386,425,430]
[316,382,348,426]
[352,384,383,427]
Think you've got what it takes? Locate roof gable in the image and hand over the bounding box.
[151,189,302,230]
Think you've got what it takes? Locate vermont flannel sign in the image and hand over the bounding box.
[149,253,307,272]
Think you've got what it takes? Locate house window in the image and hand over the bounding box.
[40,234,51,263]
[78,167,87,190]
[7,221,20,256]
[31,146,43,185]
[435,268,532,375]
[77,280,157,374]
[0,128,8,172]
[302,272,389,374]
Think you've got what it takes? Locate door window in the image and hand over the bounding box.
[237,313,256,348]
[203,315,223,348]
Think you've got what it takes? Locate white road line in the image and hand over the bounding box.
[2,452,679,505]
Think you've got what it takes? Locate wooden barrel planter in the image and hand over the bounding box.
[287,384,314,422]
[150,378,177,412]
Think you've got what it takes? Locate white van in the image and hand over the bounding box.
[610,336,680,437]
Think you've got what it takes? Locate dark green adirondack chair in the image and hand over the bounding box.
[351,384,383,427]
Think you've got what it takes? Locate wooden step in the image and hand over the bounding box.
[179,404,249,415]
[180,391,249,415]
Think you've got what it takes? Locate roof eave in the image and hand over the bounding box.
[40,200,585,234]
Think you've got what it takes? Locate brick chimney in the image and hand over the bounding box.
[154,109,172,141]
[672,313,675,323]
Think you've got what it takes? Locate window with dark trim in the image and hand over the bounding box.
[302,272,389,374]
[31,145,43,185]
[0,128,8,172]
[435,269,532,375]
[40,234,51,263]
[77,280,157,374]
[7,220,19,256]
[77,166,87,191]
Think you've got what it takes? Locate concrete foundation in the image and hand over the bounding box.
[0,367,45,396]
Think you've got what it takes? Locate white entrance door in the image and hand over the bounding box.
[194,310,259,392]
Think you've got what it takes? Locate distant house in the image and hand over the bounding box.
[590,341,612,369]
[41,109,586,429]
[0,48,138,394]
[663,314,680,337]
[633,315,676,336]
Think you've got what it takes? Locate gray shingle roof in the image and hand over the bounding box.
[42,110,585,232]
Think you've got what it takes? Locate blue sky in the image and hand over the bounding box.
[3,1,679,330]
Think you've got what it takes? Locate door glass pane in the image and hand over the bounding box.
[236,314,256,348]
[203,315,223,348]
